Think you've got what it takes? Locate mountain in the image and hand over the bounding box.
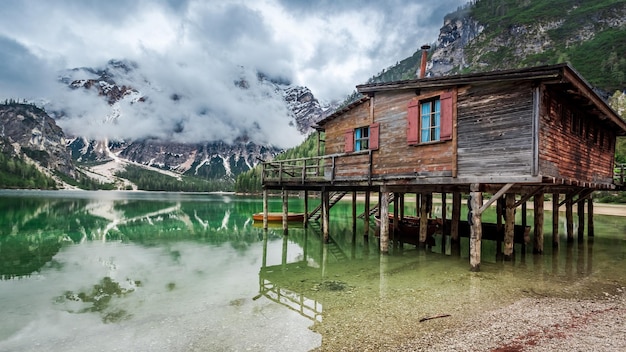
[371,0,626,97]
[0,102,74,179]
[58,60,336,185]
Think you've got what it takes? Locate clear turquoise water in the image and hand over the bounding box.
[0,190,625,351]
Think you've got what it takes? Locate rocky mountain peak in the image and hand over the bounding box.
[0,103,75,177]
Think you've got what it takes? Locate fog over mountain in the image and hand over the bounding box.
[0,0,466,148]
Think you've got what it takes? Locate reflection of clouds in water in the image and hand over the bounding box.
[220,210,230,230]
[0,240,320,352]
[193,210,209,230]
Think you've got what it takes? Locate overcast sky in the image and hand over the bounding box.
[0,0,467,148]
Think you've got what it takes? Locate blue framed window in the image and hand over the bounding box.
[354,126,369,151]
[420,98,440,142]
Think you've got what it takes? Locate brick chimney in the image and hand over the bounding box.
[419,44,431,79]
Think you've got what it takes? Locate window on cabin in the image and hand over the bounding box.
[344,123,379,153]
[420,99,441,142]
[407,91,453,145]
[354,126,369,151]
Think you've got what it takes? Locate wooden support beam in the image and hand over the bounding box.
[451,192,461,242]
[282,188,288,232]
[469,184,483,271]
[533,193,544,254]
[352,191,357,231]
[559,189,584,207]
[575,189,594,204]
[577,199,585,241]
[441,192,447,253]
[303,190,309,228]
[477,183,514,215]
[399,193,405,219]
[514,186,545,208]
[495,197,504,259]
[364,191,370,237]
[504,193,516,261]
[263,189,268,230]
[380,189,390,254]
[393,193,399,239]
[552,193,559,248]
[588,197,594,237]
[521,201,527,255]
[322,190,330,243]
[566,197,574,242]
[496,197,504,231]
[419,192,429,247]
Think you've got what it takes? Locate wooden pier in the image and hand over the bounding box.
[260,64,626,271]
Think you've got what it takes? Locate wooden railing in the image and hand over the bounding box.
[262,150,373,185]
[615,163,625,187]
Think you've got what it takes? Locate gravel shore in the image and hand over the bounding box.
[396,288,626,352]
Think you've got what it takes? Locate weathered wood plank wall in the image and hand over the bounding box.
[457,82,534,177]
[539,86,615,185]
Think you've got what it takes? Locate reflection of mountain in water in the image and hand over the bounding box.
[0,193,268,279]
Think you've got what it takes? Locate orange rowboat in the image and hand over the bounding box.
[252,212,305,222]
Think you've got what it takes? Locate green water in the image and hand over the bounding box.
[0,190,625,351]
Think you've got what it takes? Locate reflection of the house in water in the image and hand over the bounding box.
[257,226,324,323]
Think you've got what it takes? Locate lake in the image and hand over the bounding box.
[1,190,625,351]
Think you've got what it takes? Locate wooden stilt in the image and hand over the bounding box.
[441,192,447,253]
[451,192,460,240]
[380,189,390,254]
[393,192,399,239]
[399,193,405,219]
[496,197,504,259]
[378,192,382,219]
[263,189,268,230]
[322,190,330,243]
[416,193,421,217]
[352,191,357,231]
[566,197,574,242]
[577,198,585,241]
[419,192,429,247]
[521,201,528,254]
[533,193,544,254]
[588,197,594,237]
[496,197,504,231]
[364,191,370,237]
[552,193,559,248]
[282,188,288,232]
[303,190,309,228]
[469,184,483,271]
[504,193,515,261]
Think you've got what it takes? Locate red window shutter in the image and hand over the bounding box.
[440,91,454,141]
[407,100,419,144]
[344,129,354,153]
[369,123,380,150]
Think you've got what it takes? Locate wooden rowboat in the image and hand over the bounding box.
[252,212,305,222]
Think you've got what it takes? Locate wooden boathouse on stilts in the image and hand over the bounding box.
[260,63,626,271]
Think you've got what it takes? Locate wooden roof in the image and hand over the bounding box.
[318,64,626,135]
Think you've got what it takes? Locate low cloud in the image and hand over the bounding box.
[0,0,467,148]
